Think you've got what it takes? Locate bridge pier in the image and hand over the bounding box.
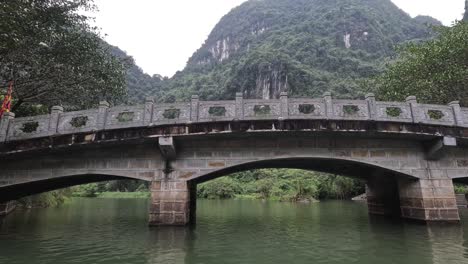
[398,177,460,223]
[149,180,194,226]
[366,174,460,223]
[366,176,401,217]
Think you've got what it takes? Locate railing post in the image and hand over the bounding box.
[406,96,419,123]
[235,92,244,120]
[190,95,199,122]
[323,92,333,118]
[280,92,289,119]
[0,112,14,142]
[365,93,376,120]
[49,106,63,135]
[144,97,154,125]
[97,101,109,130]
[449,101,464,126]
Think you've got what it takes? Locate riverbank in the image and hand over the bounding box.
[71,192,321,203]
[95,192,150,199]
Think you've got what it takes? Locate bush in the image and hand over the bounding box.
[19,189,72,208]
[197,177,242,199]
[454,184,468,194]
[72,183,100,197]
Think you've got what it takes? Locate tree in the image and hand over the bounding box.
[0,0,127,115]
[371,22,468,106]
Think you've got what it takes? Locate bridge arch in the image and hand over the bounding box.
[0,173,139,202]
[185,157,419,185]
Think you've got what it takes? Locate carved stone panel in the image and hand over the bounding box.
[105,105,145,129]
[7,115,50,140]
[58,109,99,134]
[419,104,455,126]
[198,101,236,122]
[375,102,412,123]
[332,100,369,120]
[288,99,325,119]
[243,100,281,119]
[153,103,191,125]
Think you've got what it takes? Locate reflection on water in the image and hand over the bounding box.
[0,199,468,264]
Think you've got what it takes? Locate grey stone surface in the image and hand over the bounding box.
[1,94,468,143]
[0,94,468,224]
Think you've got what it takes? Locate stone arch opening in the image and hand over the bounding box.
[186,157,417,185]
[0,174,144,202]
[189,157,412,223]
[150,157,424,226]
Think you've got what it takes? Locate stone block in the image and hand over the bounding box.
[370,150,386,158]
[208,161,226,168]
[130,159,150,169]
[175,181,188,190]
[457,160,468,167]
[399,160,421,170]
[231,151,253,158]
[196,151,213,158]
[446,169,468,178]
[138,171,155,180]
[149,203,160,213]
[174,213,189,225]
[351,150,368,158]
[334,150,351,157]
[213,151,231,158]
[151,181,161,191]
[178,171,197,179]
[183,159,206,168]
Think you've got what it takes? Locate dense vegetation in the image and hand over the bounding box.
[0,0,128,207]
[370,21,468,105]
[150,0,440,102]
[198,170,364,201]
[0,0,128,115]
[69,169,364,201]
[109,46,167,103]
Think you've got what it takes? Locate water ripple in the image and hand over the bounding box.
[0,199,468,264]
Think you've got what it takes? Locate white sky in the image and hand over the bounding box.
[91,0,465,77]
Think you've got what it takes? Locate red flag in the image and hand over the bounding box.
[0,81,13,118]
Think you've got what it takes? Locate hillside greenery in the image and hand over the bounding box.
[151,0,439,102]
[370,21,468,106]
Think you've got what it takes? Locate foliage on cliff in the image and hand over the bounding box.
[148,0,439,102]
[0,0,127,114]
[109,46,167,103]
[371,21,468,106]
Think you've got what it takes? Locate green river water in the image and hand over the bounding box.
[1,198,468,264]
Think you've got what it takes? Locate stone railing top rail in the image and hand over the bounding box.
[0,92,466,142]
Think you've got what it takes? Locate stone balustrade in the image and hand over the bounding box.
[0,93,466,142]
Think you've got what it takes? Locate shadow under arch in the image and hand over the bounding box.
[188,157,418,184]
[0,174,142,202]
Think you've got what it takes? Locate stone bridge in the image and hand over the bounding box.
[1,92,468,225]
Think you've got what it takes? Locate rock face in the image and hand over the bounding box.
[154,0,440,102]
